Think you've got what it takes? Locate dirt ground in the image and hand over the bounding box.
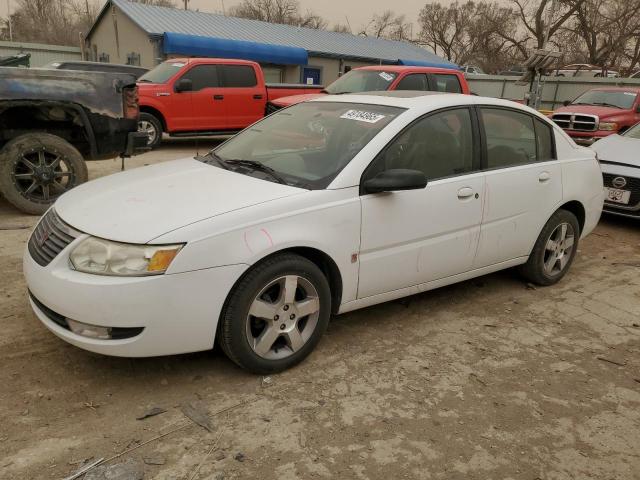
[1,139,639,480]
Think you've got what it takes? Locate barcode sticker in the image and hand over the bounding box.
[340,110,386,123]
[379,72,394,82]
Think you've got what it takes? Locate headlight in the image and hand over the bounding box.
[598,122,618,131]
[70,237,183,276]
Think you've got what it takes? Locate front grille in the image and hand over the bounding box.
[28,209,80,267]
[603,173,640,206]
[265,102,282,115]
[551,113,598,132]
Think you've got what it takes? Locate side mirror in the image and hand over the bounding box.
[175,78,193,93]
[636,105,640,113]
[363,169,427,194]
[562,100,571,107]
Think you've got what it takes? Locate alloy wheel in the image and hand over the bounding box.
[245,275,321,360]
[11,147,76,203]
[138,120,157,146]
[543,222,575,276]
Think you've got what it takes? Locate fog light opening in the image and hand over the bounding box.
[66,319,112,340]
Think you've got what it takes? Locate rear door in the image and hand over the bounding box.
[474,107,562,268]
[219,65,265,130]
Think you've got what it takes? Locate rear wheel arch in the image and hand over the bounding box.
[558,200,585,235]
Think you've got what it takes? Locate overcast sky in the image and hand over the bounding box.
[0,0,446,33]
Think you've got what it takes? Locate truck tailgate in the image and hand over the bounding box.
[266,83,323,102]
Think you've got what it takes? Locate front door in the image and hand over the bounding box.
[358,107,485,298]
[474,107,563,268]
[302,67,322,85]
[174,65,227,131]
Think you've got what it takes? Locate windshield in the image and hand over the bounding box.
[572,90,638,109]
[325,70,397,94]
[624,123,640,139]
[207,102,404,189]
[138,61,185,83]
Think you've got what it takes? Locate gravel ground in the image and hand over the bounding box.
[1,139,639,480]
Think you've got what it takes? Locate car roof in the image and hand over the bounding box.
[309,90,542,114]
[355,65,461,74]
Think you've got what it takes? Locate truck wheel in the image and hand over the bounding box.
[0,133,88,215]
[138,113,162,149]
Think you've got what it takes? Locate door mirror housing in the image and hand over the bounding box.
[175,78,193,93]
[562,100,571,107]
[636,104,640,113]
[363,169,427,194]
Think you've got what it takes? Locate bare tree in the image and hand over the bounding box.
[417,1,517,72]
[360,10,411,41]
[566,0,640,68]
[229,0,326,29]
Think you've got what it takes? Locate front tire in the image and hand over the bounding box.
[219,253,331,374]
[519,209,580,286]
[138,112,163,149]
[0,133,88,215]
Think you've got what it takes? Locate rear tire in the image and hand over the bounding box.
[138,112,163,149]
[0,133,88,215]
[218,253,331,374]
[519,209,580,286]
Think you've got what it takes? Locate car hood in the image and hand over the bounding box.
[55,158,305,244]
[553,105,626,118]
[272,93,325,107]
[591,134,640,167]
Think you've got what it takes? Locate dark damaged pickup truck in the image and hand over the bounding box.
[0,67,146,214]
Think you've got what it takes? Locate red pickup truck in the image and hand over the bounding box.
[266,65,470,113]
[137,58,323,148]
[550,87,640,145]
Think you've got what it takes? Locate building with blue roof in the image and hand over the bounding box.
[86,0,456,85]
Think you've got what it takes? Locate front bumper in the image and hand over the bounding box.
[23,238,247,357]
[564,130,613,146]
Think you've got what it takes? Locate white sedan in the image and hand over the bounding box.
[24,92,604,373]
[592,122,640,218]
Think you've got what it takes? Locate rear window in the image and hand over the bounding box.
[220,65,258,88]
[433,74,462,93]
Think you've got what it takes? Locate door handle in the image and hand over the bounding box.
[538,171,551,182]
[253,94,263,100]
[213,95,224,100]
[457,187,474,199]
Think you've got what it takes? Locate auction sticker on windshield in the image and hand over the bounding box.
[340,110,387,123]
[379,72,394,82]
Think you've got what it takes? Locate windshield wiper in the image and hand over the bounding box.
[591,102,623,109]
[198,152,230,170]
[224,159,288,184]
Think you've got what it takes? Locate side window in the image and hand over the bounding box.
[395,74,428,91]
[481,108,537,168]
[180,65,219,91]
[367,108,475,181]
[220,65,258,88]
[534,118,556,161]
[433,74,462,93]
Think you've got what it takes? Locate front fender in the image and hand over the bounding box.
[158,189,362,306]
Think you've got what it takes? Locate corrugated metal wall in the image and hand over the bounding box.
[467,75,640,111]
[0,41,81,67]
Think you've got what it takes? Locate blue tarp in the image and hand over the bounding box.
[398,58,460,70]
[163,32,309,65]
